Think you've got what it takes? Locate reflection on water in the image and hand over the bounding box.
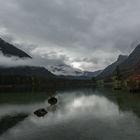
[0,113,28,135]
[0,88,140,140]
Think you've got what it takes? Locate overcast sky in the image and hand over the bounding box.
[0,0,140,71]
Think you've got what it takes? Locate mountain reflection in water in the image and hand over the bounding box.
[0,88,140,140]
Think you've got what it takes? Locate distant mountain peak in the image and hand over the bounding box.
[47,64,84,76]
[119,43,140,73]
[117,55,128,62]
[131,44,140,54]
[135,43,140,49]
[0,38,31,58]
[83,70,103,77]
[97,42,140,80]
[97,54,128,79]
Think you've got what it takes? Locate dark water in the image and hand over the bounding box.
[0,88,140,140]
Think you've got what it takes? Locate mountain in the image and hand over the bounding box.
[0,38,55,78]
[61,70,102,80]
[119,44,140,76]
[0,66,55,78]
[47,64,84,76]
[47,64,103,80]
[97,55,128,80]
[83,70,102,78]
[0,38,31,58]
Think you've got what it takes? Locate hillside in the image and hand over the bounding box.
[0,38,55,78]
[0,66,55,78]
[119,44,140,76]
[97,55,128,80]
[0,38,31,58]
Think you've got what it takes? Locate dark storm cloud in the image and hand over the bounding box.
[1,0,140,70]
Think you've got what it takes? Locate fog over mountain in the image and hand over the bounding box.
[1,0,140,71]
[0,38,96,77]
[0,38,31,58]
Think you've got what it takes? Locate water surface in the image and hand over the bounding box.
[0,88,140,140]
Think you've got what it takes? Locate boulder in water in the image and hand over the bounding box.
[34,108,48,117]
[48,97,58,105]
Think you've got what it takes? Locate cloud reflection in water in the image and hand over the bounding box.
[1,91,140,140]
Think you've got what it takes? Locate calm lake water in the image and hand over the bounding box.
[0,87,140,140]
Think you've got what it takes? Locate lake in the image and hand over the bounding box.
[0,87,140,140]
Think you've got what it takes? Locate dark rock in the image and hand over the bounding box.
[48,97,58,105]
[34,108,48,117]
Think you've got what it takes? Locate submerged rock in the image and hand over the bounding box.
[34,108,48,117]
[48,97,58,105]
